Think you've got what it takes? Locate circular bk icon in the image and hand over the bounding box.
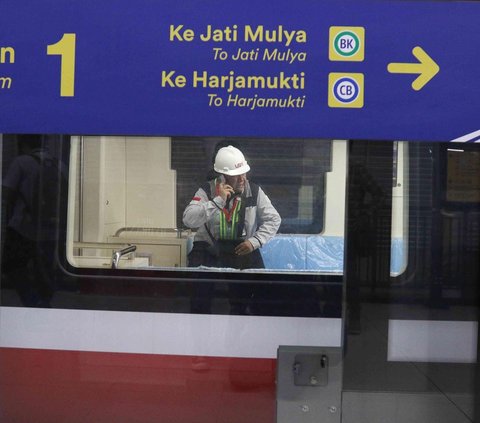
[334,31,360,57]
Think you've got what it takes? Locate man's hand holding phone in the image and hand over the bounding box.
[218,182,235,202]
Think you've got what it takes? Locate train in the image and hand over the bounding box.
[0,134,478,423]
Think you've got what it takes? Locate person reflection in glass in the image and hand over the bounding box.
[2,134,64,307]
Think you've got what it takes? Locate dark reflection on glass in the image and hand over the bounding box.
[346,156,387,333]
[343,141,479,423]
[1,134,67,307]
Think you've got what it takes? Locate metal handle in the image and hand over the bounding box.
[111,244,137,269]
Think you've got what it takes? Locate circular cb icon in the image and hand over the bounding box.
[332,77,360,103]
[334,31,360,57]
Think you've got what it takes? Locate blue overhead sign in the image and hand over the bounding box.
[0,0,479,141]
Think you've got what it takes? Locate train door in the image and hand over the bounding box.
[341,140,479,423]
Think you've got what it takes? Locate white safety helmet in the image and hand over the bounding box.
[214,145,250,176]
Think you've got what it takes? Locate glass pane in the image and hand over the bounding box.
[343,140,479,423]
[67,136,346,274]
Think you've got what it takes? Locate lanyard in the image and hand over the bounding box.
[219,197,242,240]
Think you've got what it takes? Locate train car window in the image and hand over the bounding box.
[66,136,347,274]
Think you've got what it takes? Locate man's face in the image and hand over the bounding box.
[224,173,247,194]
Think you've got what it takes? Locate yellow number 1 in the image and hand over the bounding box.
[47,33,76,97]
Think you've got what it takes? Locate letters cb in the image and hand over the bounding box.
[328,73,364,108]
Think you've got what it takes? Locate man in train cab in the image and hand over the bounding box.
[183,144,281,270]
[183,144,281,315]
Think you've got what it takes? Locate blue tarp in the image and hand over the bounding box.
[261,235,404,274]
[261,235,344,273]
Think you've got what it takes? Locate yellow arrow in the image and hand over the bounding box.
[387,46,440,91]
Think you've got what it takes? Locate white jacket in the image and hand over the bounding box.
[183,179,281,250]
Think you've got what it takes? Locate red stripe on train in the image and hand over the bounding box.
[0,347,275,423]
